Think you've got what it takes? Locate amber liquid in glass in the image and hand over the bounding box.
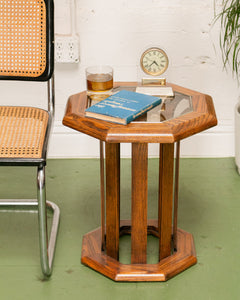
[87,73,113,92]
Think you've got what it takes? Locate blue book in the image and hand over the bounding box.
[85,90,162,125]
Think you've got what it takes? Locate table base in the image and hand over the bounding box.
[81,220,197,282]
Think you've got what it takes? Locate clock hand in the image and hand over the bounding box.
[150,60,159,67]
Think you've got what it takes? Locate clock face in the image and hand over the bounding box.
[140,48,169,76]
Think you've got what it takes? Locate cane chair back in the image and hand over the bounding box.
[0,0,53,81]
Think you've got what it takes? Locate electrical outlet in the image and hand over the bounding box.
[55,35,79,63]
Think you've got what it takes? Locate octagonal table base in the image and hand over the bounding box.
[81,220,197,282]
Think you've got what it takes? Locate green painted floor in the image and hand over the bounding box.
[0,158,239,299]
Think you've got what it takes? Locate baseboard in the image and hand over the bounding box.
[47,121,233,158]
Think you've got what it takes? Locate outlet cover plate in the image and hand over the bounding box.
[55,34,80,64]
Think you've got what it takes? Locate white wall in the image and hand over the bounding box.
[1,0,239,158]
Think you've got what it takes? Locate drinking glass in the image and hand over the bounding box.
[86,66,113,101]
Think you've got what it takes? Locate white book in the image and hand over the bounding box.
[136,86,174,98]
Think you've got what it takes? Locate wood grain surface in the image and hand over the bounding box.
[131,143,148,264]
[105,142,120,260]
[63,82,217,143]
[159,143,174,260]
[81,220,197,282]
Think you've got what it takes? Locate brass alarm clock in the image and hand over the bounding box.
[140,47,169,85]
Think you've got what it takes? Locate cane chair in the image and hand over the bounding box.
[0,0,59,277]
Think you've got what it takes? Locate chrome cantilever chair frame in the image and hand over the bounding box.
[0,0,59,277]
[0,78,60,277]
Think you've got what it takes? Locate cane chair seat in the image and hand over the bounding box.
[0,107,49,159]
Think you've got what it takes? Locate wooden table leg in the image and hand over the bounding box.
[173,141,180,251]
[131,143,148,264]
[159,143,174,260]
[105,143,120,260]
[100,141,105,251]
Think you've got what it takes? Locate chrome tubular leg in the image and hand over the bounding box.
[37,166,51,276]
[37,165,60,277]
[0,166,60,278]
[48,75,55,118]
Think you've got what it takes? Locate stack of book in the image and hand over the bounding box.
[85,89,163,125]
